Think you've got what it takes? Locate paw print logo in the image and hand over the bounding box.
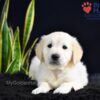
[82,2,92,14]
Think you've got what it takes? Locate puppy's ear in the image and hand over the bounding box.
[35,36,45,62]
[72,38,83,64]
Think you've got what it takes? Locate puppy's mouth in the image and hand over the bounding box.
[49,61,60,66]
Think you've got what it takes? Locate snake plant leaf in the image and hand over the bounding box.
[0,0,10,32]
[6,59,21,74]
[9,27,14,42]
[7,27,14,66]
[23,0,35,53]
[6,27,21,74]
[22,38,38,65]
[0,14,6,72]
[0,0,10,72]
[22,38,38,75]
[0,13,6,72]
[2,21,9,72]
[21,49,31,75]
[21,67,28,75]
[0,31,2,72]
[12,27,21,60]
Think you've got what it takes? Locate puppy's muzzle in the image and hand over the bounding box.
[50,54,60,65]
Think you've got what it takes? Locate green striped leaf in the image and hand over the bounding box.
[22,38,38,73]
[0,30,2,72]
[2,21,9,72]
[22,38,38,65]
[0,14,6,72]
[0,0,10,72]
[0,0,10,32]
[6,59,21,74]
[12,27,21,60]
[6,27,21,74]
[23,0,35,53]
[7,27,14,66]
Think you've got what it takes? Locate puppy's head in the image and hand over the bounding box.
[35,32,83,70]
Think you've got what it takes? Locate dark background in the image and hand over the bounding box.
[0,0,100,74]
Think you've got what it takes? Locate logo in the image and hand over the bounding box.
[82,2,92,14]
[82,1,100,20]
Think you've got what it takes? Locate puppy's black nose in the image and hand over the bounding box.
[51,54,60,61]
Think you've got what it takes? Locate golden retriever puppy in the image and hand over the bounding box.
[29,32,88,94]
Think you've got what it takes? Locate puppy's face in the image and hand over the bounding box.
[43,35,72,69]
[35,32,83,70]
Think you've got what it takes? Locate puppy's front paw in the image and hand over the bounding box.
[53,87,72,94]
[32,87,50,94]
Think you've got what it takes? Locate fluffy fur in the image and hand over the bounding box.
[29,32,88,94]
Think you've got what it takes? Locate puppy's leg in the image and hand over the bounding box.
[54,80,88,94]
[72,80,88,91]
[54,82,72,94]
[32,82,51,94]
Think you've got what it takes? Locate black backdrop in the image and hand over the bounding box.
[0,0,100,74]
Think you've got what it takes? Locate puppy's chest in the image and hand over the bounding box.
[47,70,74,88]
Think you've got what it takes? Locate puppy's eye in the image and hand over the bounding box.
[47,43,52,48]
[62,45,67,49]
